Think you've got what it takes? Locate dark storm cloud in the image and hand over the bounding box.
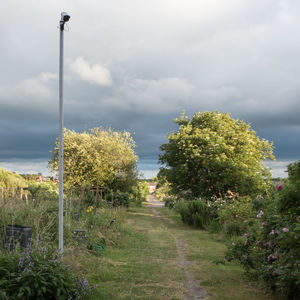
[0,0,299,176]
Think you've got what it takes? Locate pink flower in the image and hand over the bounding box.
[262,221,267,227]
[282,227,289,232]
[270,230,275,235]
[243,233,249,237]
[257,210,264,218]
[277,185,283,191]
[267,254,278,261]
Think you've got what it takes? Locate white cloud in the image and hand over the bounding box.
[265,160,295,178]
[1,158,51,176]
[40,72,58,82]
[69,57,112,86]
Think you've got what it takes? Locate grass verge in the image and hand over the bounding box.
[65,205,284,299]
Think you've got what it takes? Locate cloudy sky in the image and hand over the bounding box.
[0,0,299,178]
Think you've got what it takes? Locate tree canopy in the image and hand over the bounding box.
[159,111,275,200]
[49,128,138,191]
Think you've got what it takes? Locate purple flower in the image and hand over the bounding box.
[277,185,283,191]
[82,277,89,289]
[282,227,289,232]
[38,234,43,245]
[18,256,24,269]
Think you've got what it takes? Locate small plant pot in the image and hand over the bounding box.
[4,225,32,251]
[95,244,105,254]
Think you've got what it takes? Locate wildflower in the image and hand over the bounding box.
[38,234,42,245]
[277,185,283,191]
[243,233,249,237]
[257,210,264,218]
[82,277,89,289]
[18,256,24,269]
[269,229,275,235]
[282,227,289,232]
[86,206,94,213]
[268,254,278,261]
[263,241,271,247]
[232,242,236,246]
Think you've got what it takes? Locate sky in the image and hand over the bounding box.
[0,0,299,178]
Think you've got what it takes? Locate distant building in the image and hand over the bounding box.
[148,182,157,194]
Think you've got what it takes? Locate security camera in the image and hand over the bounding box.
[61,12,70,22]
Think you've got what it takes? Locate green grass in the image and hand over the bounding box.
[67,207,185,299]
[66,205,284,299]
[160,207,284,300]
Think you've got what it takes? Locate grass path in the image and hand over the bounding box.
[80,200,283,299]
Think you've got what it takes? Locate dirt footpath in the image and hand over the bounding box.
[147,197,207,300]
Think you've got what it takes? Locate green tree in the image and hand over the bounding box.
[159,111,275,200]
[49,128,138,192]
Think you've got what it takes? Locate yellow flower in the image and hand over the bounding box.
[86,206,94,213]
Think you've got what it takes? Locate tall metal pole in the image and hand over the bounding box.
[58,17,64,253]
[58,12,70,253]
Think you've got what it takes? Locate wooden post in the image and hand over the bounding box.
[80,186,85,205]
[95,180,99,207]
[100,188,103,206]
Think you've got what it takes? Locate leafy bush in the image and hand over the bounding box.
[106,191,129,207]
[206,220,222,233]
[27,182,58,202]
[0,242,95,299]
[226,161,300,299]
[177,200,213,229]
[224,222,243,237]
[164,197,176,209]
[130,181,149,204]
[218,195,254,224]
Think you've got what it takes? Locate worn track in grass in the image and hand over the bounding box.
[151,206,207,300]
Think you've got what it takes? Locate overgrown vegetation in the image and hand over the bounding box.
[157,111,299,299]
[159,161,300,299]
[0,243,94,299]
[0,151,148,300]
